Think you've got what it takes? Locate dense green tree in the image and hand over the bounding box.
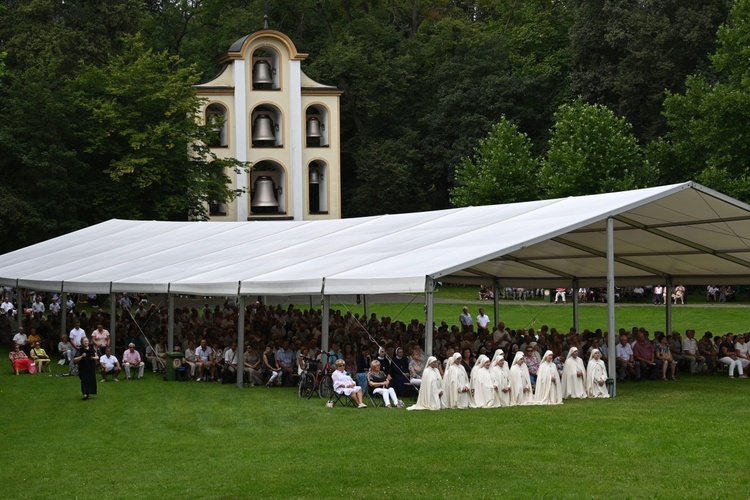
[540,99,656,198]
[0,0,740,254]
[656,0,750,201]
[0,0,145,252]
[569,0,731,144]
[451,117,539,207]
[417,2,572,210]
[73,35,246,220]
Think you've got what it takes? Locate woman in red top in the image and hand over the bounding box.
[9,344,33,375]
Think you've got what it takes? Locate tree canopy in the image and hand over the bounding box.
[0,0,743,252]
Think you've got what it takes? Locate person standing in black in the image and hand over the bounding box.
[73,337,99,400]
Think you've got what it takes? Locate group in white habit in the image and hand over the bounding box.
[407,346,609,411]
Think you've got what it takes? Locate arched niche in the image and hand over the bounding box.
[250,161,287,215]
[308,160,328,214]
[205,103,228,147]
[305,104,329,147]
[251,104,283,148]
[251,47,280,90]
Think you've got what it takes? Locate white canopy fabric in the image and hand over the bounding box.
[2,181,750,295]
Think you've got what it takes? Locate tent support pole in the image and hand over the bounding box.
[425,277,435,358]
[236,295,245,388]
[363,294,369,319]
[61,291,67,343]
[665,278,673,335]
[167,292,174,352]
[321,295,330,354]
[109,284,116,356]
[572,279,580,334]
[606,218,617,397]
[16,283,22,331]
[492,277,500,326]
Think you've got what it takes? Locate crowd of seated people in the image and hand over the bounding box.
[3,288,749,398]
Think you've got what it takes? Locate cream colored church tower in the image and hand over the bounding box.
[195,29,343,221]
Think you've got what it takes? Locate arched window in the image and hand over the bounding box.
[251,105,283,148]
[250,161,286,215]
[305,105,329,147]
[252,47,280,90]
[308,161,328,214]
[205,104,228,147]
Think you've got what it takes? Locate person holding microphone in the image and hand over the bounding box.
[73,337,99,400]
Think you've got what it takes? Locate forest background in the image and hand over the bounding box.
[1,0,748,254]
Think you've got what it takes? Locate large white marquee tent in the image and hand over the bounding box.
[3,181,750,392]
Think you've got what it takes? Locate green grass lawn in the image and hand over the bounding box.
[2,344,749,499]
[324,298,750,337]
[2,299,748,498]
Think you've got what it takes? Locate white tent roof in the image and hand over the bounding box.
[2,181,750,295]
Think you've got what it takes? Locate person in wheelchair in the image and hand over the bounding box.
[332,359,366,408]
[367,360,404,408]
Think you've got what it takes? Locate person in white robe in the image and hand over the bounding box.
[533,350,562,405]
[586,349,610,398]
[508,351,532,406]
[470,355,498,408]
[407,357,445,410]
[443,352,470,409]
[490,350,511,407]
[561,347,587,399]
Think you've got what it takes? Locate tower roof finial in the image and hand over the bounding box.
[263,2,270,30]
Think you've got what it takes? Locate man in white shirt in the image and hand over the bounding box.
[1,297,15,316]
[476,308,491,336]
[682,329,705,374]
[99,347,121,382]
[13,327,29,354]
[615,334,634,382]
[195,339,215,382]
[69,321,86,350]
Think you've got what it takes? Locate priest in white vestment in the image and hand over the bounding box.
[443,352,470,409]
[407,357,446,410]
[490,350,511,407]
[470,355,498,408]
[586,349,610,398]
[533,350,562,405]
[508,351,532,406]
[561,347,587,399]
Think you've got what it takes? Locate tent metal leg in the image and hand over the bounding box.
[492,277,500,328]
[321,295,330,354]
[237,295,245,388]
[572,278,579,334]
[606,218,616,397]
[425,277,434,358]
[665,278,673,335]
